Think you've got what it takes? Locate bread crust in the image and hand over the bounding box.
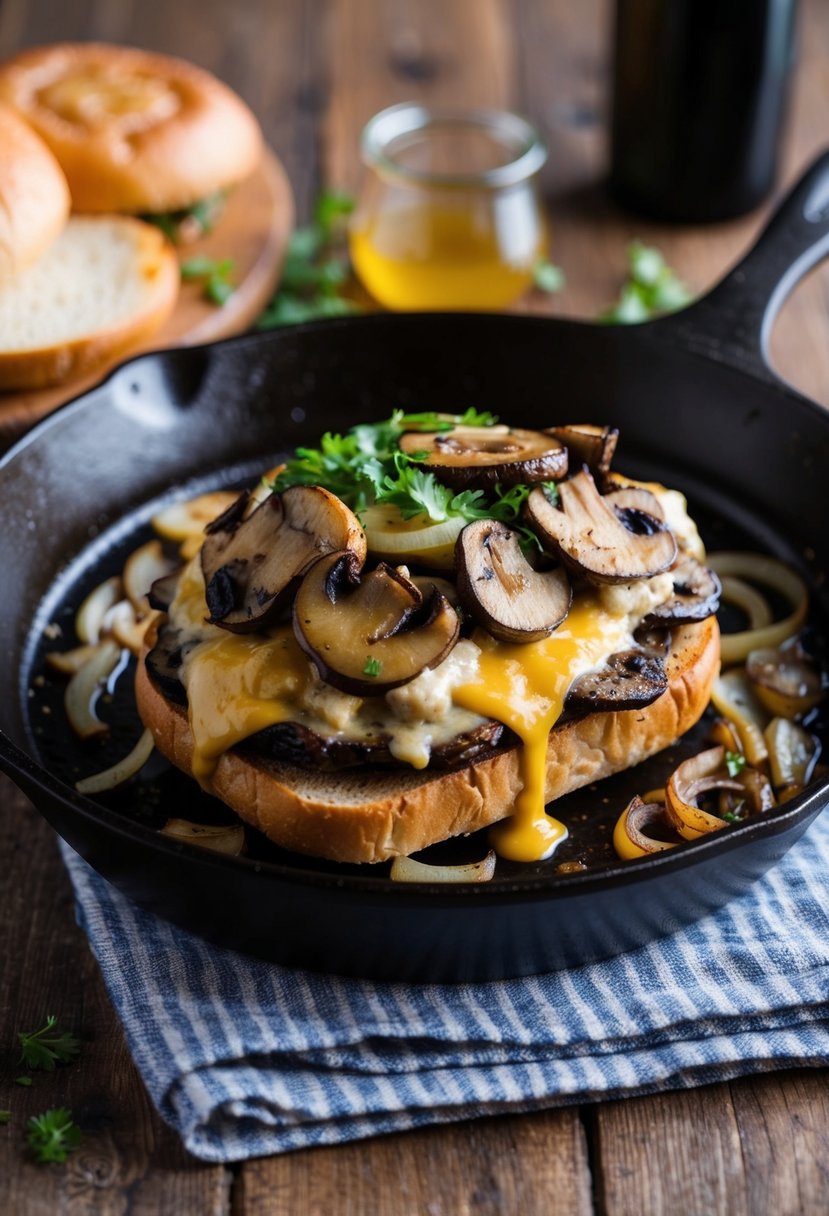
[135,616,721,864]
[0,43,262,214]
[0,216,180,390]
[0,101,69,280]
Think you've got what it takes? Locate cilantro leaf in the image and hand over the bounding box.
[18,1015,80,1072]
[26,1108,81,1164]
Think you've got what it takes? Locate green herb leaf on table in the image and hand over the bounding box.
[16,1076,32,1087]
[26,1109,82,1165]
[18,1015,81,1072]
[599,241,692,324]
[180,256,236,307]
[257,189,361,330]
[533,259,565,294]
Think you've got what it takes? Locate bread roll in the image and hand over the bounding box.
[0,101,69,281]
[0,43,262,214]
[136,616,720,864]
[0,215,179,389]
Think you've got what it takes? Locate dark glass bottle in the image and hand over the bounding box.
[609,0,798,222]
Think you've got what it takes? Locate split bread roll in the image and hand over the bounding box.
[0,215,179,390]
[136,615,720,865]
[0,42,262,214]
[0,101,70,281]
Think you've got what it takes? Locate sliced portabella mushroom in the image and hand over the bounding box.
[455,519,571,643]
[240,717,505,771]
[148,567,184,612]
[645,552,721,625]
[293,552,460,695]
[566,648,668,712]
[526,468,677,584]
[547,424,618,486]
[398,426,568,489]
[200,485,366,633]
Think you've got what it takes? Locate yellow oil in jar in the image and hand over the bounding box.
[350,201,546,311]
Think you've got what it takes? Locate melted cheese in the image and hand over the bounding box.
[182,629,308,784]
[453,597,632,862]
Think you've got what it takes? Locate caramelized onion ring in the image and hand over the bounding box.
[613,796,678,860]
[390,851,496,883]
[708,552,808,665]
[665,746,739,840]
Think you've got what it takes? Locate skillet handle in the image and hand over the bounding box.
[652,148,829,384]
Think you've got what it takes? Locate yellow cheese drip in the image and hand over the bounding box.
[453,597,631,863]
[184,627,309,784]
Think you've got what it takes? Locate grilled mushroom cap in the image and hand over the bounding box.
[455,519,571,643]
[645,552,721,625]
[293,552,460,695]
[398,426,568,489]
[201,486,366,634]
[547,424,618,486]
[526,468,677,584]
[566,648,668,712]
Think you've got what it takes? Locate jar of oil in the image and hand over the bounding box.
[350,104,548,311]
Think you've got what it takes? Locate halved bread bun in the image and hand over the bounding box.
[0,43,263,214]
[135,616,720,865]
[0,215,179,390]
[0,101,70,281]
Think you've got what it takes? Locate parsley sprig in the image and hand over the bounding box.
[180,255,236,306]
[272,408,547,542]
[18,1015,80,1072]
[26,1109,82,1164]
[599,241,692,324]
[257,190,361,328]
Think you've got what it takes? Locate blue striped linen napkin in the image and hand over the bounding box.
[59,814,829,1163]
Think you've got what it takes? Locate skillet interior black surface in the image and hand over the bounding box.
[1,155,829,982]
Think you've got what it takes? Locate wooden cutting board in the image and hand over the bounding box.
[0,147,294,447]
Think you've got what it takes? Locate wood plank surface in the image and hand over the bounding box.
[0,776,230,1216]
[1,1,828,1213]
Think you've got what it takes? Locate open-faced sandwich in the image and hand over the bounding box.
[130,411,726,865]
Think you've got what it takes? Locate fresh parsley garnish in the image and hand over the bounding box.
[722,810,743,824]
[599,242,692,324]
[533,259,565,295]
[180,256,236,306]
[18,1015,80,1072]
[725,750,747,778]
[257,189,361,329]
[363,656,382,677]
[271,409,547,541]
[26,1108,81,1164]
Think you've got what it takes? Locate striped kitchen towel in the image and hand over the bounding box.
[59,812,829,1163]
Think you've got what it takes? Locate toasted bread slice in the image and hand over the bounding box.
[0,215,179,390]
[135,616,720,865]
[0,101,70,282]
[0,43,262,214]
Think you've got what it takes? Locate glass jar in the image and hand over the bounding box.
[349,103,548,311]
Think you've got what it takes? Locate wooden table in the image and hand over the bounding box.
[2,1,829,1211]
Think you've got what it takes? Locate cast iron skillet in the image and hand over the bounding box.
[1,155,829,983]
